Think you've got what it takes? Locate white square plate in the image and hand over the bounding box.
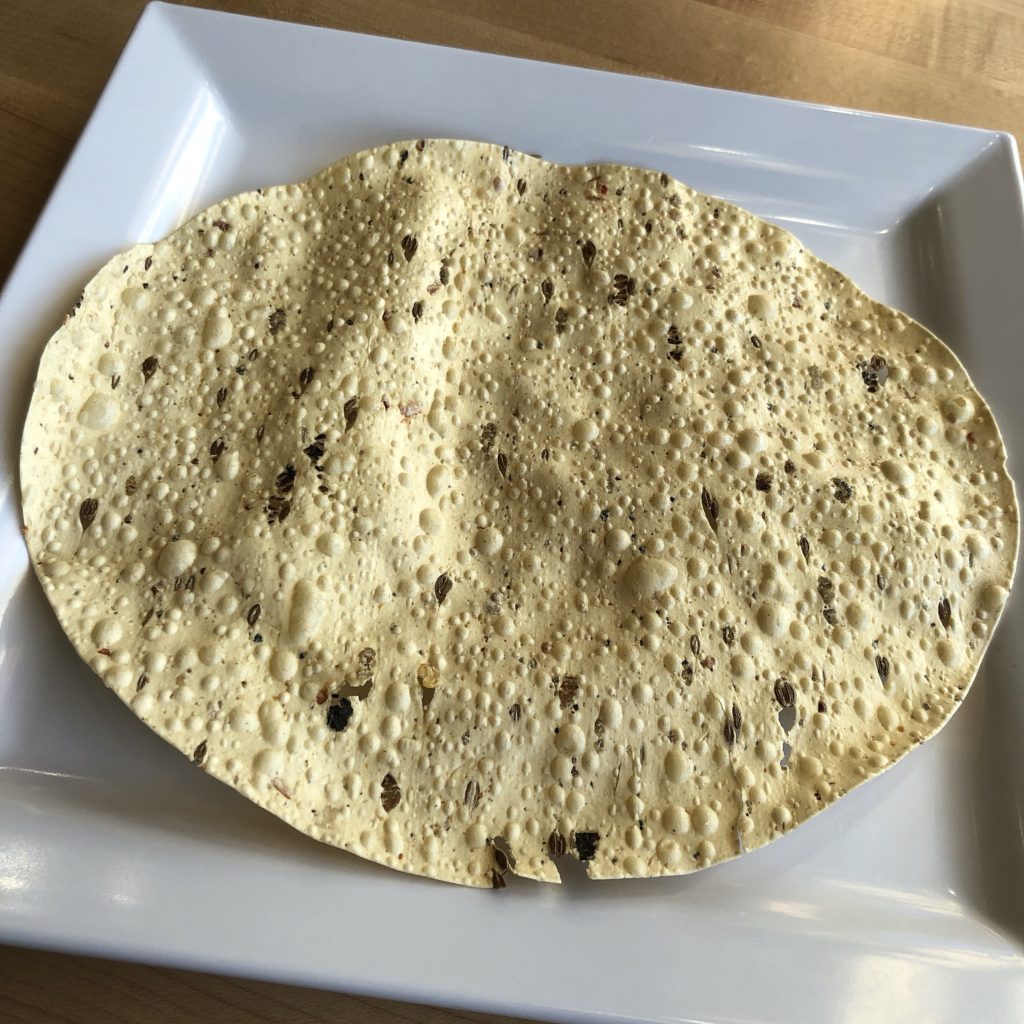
[2,4,1023,1022]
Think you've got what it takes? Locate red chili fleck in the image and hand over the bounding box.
[966,432,976,444]
[97,648,112,656]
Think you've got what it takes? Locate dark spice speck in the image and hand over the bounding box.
[832,478,853,503]
[574,831,599,862]
[79,498,99,532]
[268,308,287,336]
[327,698,354,732]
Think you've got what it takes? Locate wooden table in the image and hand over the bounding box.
[2,1,1022,1020]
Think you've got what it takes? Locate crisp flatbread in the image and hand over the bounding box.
[21,140,1018,886]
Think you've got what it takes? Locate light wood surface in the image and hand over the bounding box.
[2,1,1023,1021]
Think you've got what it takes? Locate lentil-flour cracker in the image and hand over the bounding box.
[21,140,1018,886]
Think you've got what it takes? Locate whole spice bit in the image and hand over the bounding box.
[799,536,810,561]
[209,438,225,461]
[784,459,796,475]
[556,674,580,710]
[608,273,635,306]
[581,239,597,268]
[667,324,682,347]
[343,396,359,432]
[860,355,889,393]
[722,624,736,646]
[299,366,315,389]
[275,464,296,494]
[750,334,762,349]
[875,655,890,684]
[774,678,796,708]
[690,634,701,657]
[381,772,401,812]
[136,673,148,692]
[877,573,887,591]
[401,233,418,261]
[732,704,742,730]
[509,702,522,723]
[268,307,287,335]
[701,486,719,534]
[822,606,838,625]
[464,779,481,811]
[480,422,497,453]
[303,433,326,463]
[266,495,291,524]
[554,307,568,333]
[755,472,772,492]
[192,740,207,765]
[724,719,736,746]
[492,841,514,873]
[434,573,453,606]
[541,278,553,304]
[411,300,423,321]
[327,698,354,732]
[141,355,159,382]
[79,498,99,532]
[516,178,527,196]
[246,603,261,628]
[216,386,227,407]
[358,647,376,675]
[439,263,450,285]
[817,576,834,603]
[574,831,599,862]
[144,256,153,271]
[111,373,120,389]
[547,831,567,859]
[832,478,853,503]
[271,778,292,800]
[496,451,508,478]
[938,596,952,630]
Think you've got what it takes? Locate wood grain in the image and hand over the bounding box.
[0,944,532,1024]
[2,1,1023,1020]
[3,0,1024,287]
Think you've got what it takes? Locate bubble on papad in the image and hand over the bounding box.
[20,140,1018,886]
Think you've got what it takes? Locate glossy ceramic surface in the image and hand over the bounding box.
[1,5,1023,1022]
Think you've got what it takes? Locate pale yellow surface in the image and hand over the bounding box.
[4,1,1024,1020]
[19,140,1018,888]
